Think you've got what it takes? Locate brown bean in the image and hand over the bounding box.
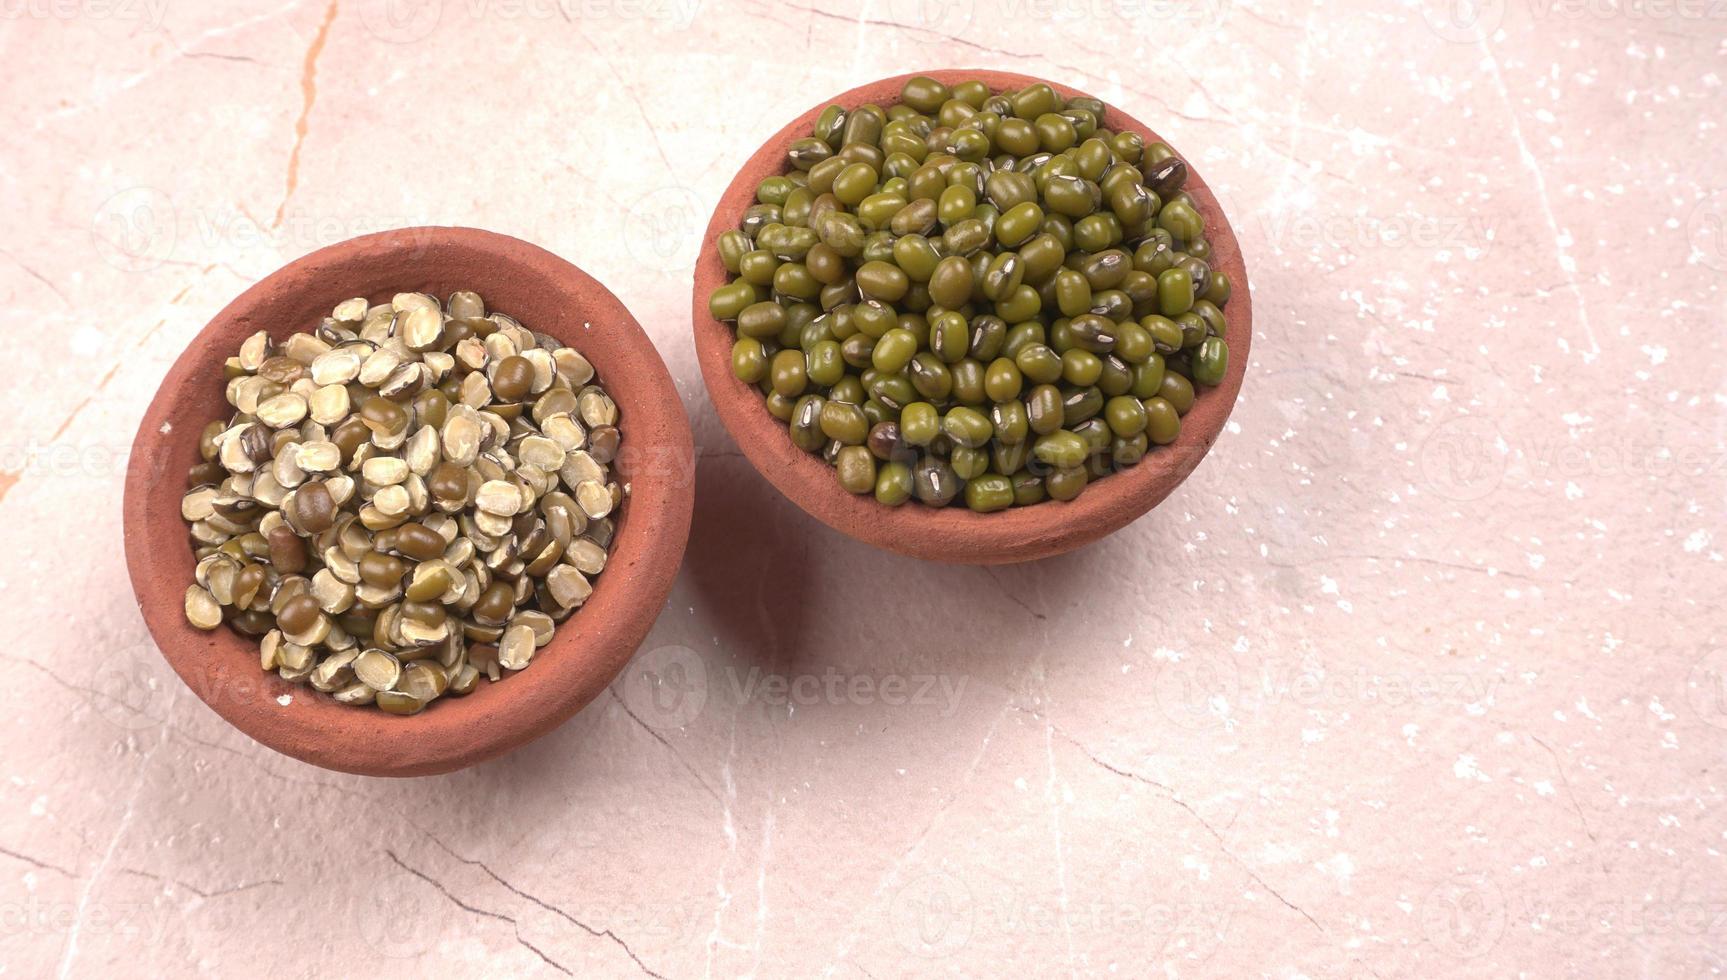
[270,428,298,458]
[230,610,273,636]
[359,395,408,436]
[240,424,273,463]
[493,356,534,401]
[394,523,446,562]
[332,416,370,461]
[524,537,562,578]
[401,601,447,627]
[258,355,308,385]
[267,526,308,574]
[472,582,515,625]
[428,462,469,503]
[188,462,225,487]
[233,563,267,609]
[338,611,377,637]
[359,552,407,589]
[413,390,450,431]
[376,691,423,715]
[277,594,322,635]
[212,496,259,521]
[443,318,476,346]
[514,525,549,563]
[199,421,224,462]
[867,421,904,461]
[404,565,452,603]
[294,481,336,533]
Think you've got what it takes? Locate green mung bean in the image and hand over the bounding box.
[708,76,1233,511]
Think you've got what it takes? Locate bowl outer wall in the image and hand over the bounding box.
[123,227,695,777]
[692,69,1252,565]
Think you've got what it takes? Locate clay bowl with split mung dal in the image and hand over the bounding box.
[123,227,695,777]
[693,69,1251,565]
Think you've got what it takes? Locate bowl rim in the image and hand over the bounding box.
[123,226,695,777]
[691,68,1252,565]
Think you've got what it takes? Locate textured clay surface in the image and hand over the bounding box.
[693,69,1251,565]
[3,5,1725,980]
[123,227,696,776]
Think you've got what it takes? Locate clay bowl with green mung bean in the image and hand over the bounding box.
[693,70,1251,564]
[123,227,695,777]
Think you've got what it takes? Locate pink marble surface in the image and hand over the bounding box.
[2,1,1725,977]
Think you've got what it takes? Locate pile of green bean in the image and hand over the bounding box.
[708,76,1232,512]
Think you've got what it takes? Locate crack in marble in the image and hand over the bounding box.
[34,0,308,128]
[1264,552,1564,587]
[746,808,776,980]
[55,707,173,980]
[1044,721,1327,937]
[49,361,125,443]
[4,653,396,812]
[572,31,676,177]
[819,690,1019,976]
[386,850,576,976]
[1381,369,1454,385]
[1528,733,1600,847]
[119,868,283,900]
[183,51,262,64]
[769,0,1205,126]
[0,843,78,878]
[4,655,158,723]
[1472,30,1600,361]
[1232,2,1303,31]
[701,705,744,979]
[418,834,670,980]
[607,687,726,806]
[1040,718,1080,977]
[1286,119,1448,159]
[159,720,259,762]
[0,247,71,306]
[133,270,214,350]
[1508,280,1580,300]
[822,654,1051,974]
[1272,5,1317,213]
[272,0,338,228]
[984,567,1048,621]
[1172,68,1236,124]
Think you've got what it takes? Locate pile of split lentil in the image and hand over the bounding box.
[180,290,623,715]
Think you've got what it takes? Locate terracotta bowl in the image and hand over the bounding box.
[693,69,1251,564]
[123,227,695,777]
